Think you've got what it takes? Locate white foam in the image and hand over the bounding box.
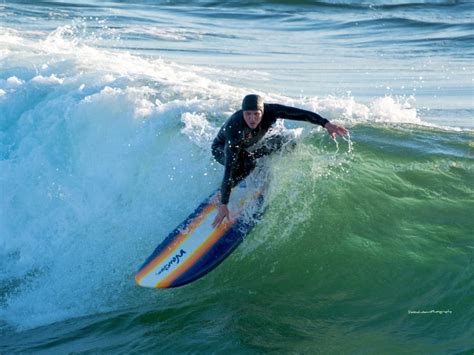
[181,112,219,150]
[260,92,424,130]
[6,76,24,87]
[0,25,234,330]
[31,74,64,85]
[369,96,420,124]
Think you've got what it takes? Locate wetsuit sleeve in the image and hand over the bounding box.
[220,141,240,205]
[268,104,329,127]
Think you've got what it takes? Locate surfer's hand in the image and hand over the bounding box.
[212,204,230,228]
[324,122,349,140]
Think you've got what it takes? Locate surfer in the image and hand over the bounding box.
[211,94,349,228]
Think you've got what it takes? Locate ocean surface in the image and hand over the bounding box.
[1,0,473,353]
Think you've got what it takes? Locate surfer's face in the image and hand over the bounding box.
[243,110,263,129]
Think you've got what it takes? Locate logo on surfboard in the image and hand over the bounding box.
[156,249,187,276]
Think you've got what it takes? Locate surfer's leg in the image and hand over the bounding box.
[231,150,256,187]
[212,144,255,187]
[252,133,295,159]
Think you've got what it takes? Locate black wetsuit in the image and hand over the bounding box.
[212,103,329,204]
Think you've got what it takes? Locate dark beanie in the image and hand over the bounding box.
[242,94,264,114]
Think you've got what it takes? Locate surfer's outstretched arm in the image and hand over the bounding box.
[268,103,349,140]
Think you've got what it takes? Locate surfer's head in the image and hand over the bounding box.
[242,94,264,129]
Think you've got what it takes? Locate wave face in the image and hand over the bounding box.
[0,0,473,353]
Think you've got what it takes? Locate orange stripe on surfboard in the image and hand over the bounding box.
[156,220,232,288]
[135,202,216,284]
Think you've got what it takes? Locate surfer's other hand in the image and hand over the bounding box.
[324,122,349,140]
[212,204,230,228]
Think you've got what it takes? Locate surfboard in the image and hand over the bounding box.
[135,168,269,289]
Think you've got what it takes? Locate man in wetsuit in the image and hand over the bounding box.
[211,94,349,228]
